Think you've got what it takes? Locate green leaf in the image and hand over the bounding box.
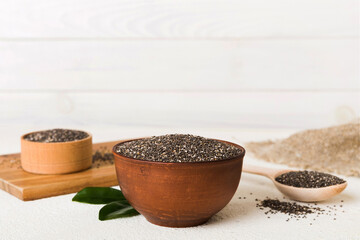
[99,201,140,221]
[72,187,126,204]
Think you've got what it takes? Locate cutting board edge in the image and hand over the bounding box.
[0,178,25,200]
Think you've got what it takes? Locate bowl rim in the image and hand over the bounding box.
[112,137,245,165]
[21,129,92,145]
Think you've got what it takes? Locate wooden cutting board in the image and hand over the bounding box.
[0,140,123,201]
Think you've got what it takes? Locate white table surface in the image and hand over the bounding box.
[1,125,359,240]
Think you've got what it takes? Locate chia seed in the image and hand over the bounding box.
[92,148,114,168]
[257,199,320,216]
[246,122,360,177]
[241,191,345,224]
[24,129,88,143]
[256,198,326,223]
[115,134,243,163]
[275,170,346,188]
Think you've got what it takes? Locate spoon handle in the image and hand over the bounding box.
[242,164,281,179]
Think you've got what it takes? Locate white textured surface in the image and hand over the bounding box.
[0,126,359,240]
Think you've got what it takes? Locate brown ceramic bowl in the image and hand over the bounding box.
[21,130,92,174]
[112,138,245,228]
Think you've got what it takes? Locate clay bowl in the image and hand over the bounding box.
[21,130,92,174]
[112,138,245,228]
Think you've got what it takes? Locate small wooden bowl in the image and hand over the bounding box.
[21,131,92,174]
[113,138,245,228]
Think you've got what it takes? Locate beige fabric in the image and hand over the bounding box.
[246,122,360,177]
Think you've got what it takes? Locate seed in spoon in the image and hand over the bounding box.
[275,170,346,188]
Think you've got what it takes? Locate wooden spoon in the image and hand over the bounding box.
[242,164,347,202]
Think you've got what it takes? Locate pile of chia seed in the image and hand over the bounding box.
[256,199,322,216]
[275,170,346,188]
[24,129,88,143]
[115,134,243,163]
[254,197,345,224]
[237,193,345,224]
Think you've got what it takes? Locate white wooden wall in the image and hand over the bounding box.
[0,0,359,129]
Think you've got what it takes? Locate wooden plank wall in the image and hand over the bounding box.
[0,0,359,129]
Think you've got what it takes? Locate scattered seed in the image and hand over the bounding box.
[92,148,114,168]
[257,199,322,216]
[255,195,345,223]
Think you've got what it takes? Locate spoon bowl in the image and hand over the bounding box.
[243,165,347,202]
